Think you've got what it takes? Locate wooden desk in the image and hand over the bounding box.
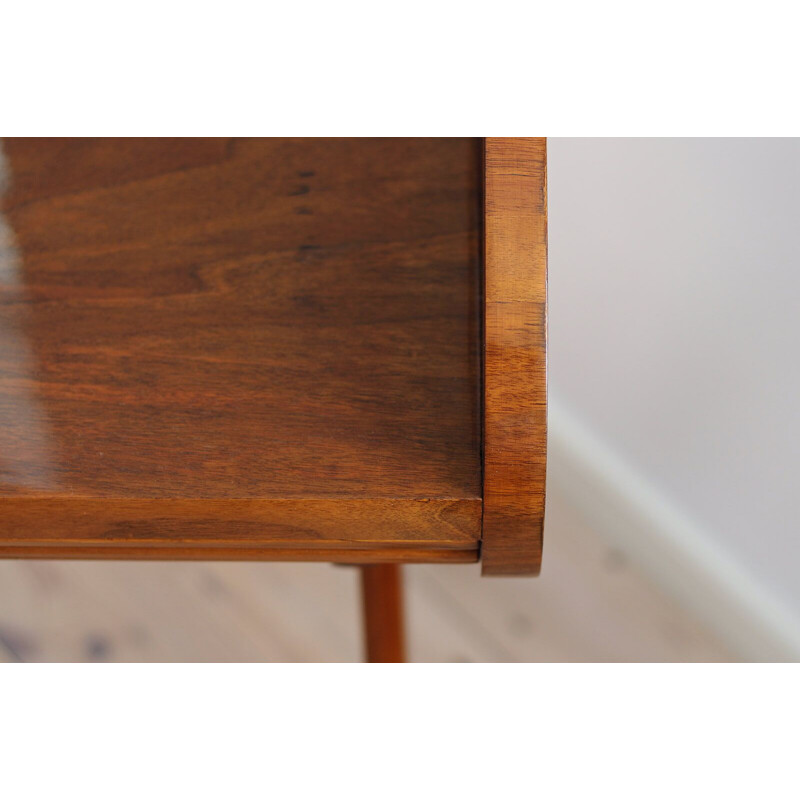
[0,137,546,659]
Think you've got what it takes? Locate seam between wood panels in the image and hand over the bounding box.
[479,136,487,561]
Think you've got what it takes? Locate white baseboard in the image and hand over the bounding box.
[548,396,800,662]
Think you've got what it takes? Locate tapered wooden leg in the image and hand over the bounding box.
[360,564,405,662]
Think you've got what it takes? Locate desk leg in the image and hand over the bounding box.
[360,564,406,663]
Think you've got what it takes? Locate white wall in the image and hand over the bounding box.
[548,138,800,623]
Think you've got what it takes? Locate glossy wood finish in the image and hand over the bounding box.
[0,498,479,548]
[0,138,482,558]
[0,544,478,563]
[360,564,405,662]
[481,138,548,575]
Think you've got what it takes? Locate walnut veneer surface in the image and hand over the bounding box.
[0,138,482,560]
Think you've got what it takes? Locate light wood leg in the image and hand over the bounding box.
[360,564,405,662]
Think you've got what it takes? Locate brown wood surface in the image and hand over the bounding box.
[481,138,548,575]
[0,544,477,563]
[360,564,405,662]
[0,138,482,558]
[0,498,479,547]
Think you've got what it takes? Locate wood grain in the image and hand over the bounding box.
[481,138,548,575]
[0,138,482,557]
[0,544,477,563]
[360,564,405,662]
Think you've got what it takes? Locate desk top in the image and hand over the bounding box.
[0,138,482,561]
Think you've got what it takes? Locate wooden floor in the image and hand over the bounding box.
[0,490,734,662]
